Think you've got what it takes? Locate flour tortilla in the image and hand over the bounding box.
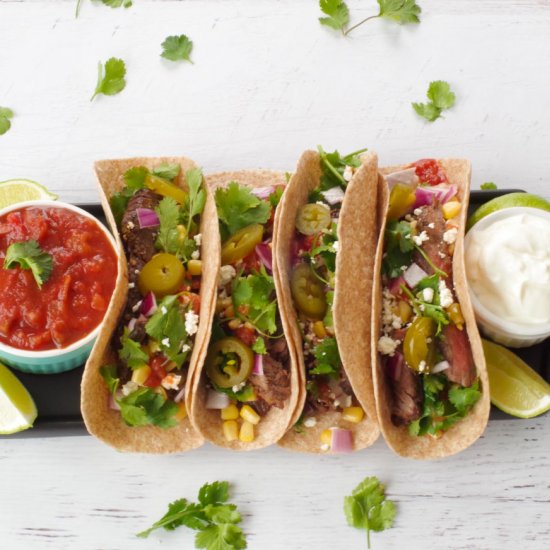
[81,157,220,453]
[275,150,380,453]
[372,159,491,459]
[187,170,303,450]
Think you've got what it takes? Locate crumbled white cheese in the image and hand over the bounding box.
[185,310,199,336]
[343,165,354,182]
[377,335,399,356]
[132,300,142,313]
[128,282,135,289]
[332,240,339,252]
[439,279,454,308]
[121,381,139,396]
[412,231,429,246]
[422,288,434,303]
[127,221,135,230]
[413,208,423,216]
[304,417,317,428]
[181,344,191,353]
[428,222,435,229]
[443,228,458,244]
[320,443,330,452]
[232,381,246,393]
[161,337,170,347]
[161,374,182,391]
[418,360,427,373]
[161,306,168,315]
[191,250,200,260]
[219,264,236,286]
[438,251,446,259]
[193,233,202,246]
[405,214,414,222]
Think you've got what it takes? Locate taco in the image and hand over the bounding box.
[81,157,219,453]
[275,148,380,453]
[372,158,490,459]
[187,170,302,450]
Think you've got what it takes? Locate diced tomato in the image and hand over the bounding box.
[180,291,200,314]
[242,250,261,272]
[414,159,448,186]
[144,355,167,387]
[232,325,256,347]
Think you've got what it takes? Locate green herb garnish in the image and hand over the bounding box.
[118,327,148,369]
[4,240,53,288]
[412,80,456,122]
[0,107,14,136]
[480,182,497,190]
[118,387,179,428]
[310,337,341,377]
[91,57,126,101]
[161,34,194,63]
[317,145,367,190]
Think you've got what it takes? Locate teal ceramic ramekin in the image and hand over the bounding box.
[0,200,118,374]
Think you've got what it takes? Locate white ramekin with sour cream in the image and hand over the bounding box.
[465,206,550,348]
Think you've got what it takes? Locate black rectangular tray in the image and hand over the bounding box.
[4,194,549,437]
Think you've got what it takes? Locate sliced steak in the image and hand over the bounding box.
[250,397,271,417]
[413,204,452,278]
[387,356,422,425]
[267,336,290,364]
[249,355,291,410]
[440,324,476,387]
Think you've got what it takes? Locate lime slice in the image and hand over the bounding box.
[467,192,550,230]
[0,363,37,434]
[482,339,550,418]
[0,178,58,210]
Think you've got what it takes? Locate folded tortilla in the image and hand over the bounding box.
[81,157,219,453]
[275,150,381,453]
[187,170,303,450]
[372,159,491,459]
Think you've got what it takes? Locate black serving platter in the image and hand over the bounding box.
[3,194,549,437]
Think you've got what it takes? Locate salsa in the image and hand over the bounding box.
[0,206,118,351]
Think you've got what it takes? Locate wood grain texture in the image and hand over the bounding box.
[1,2,549,549]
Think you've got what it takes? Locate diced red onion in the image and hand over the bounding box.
[136,208,160,229]
[413,185,457,209]
[386,352,404,381]
[413,187,435,209]
[109,392,121,411]
[330,428,353,453]
[253,354,264,375]
[403,263,428,288]
[205,389,230,409]
[140,291,157,317]
[432,360,450,374]
[388,276,407,296]
[255,243,273,273]
[385,168,419,190]
[441,186,457,204]
[127,317,137,332]
[175,387,186,404]
[321,186,345,205]
[251,186,275,200]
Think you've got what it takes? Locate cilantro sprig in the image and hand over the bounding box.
[317,145,367,191]
[4,240,53,288]
[344,476,396,548]
[412,80,456,122]
[137,481,247,550]
[161,34,194,63]
[91,57,126,101]
[118,327,148,369]
[0,107,14,136]
[310,337,341,377]
[76,0,132,18]
[319,0,421,36]
[480,182,497,190]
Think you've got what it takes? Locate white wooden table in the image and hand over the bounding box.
[1,2,549,549]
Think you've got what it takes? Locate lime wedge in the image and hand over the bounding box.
[482,339,550,418]
[0,178,58,210]
[0,363,37,434]
[467,192,550,230]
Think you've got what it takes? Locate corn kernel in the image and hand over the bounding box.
[320,429,332,445]
[313,321,327,339]
[240,404,260,425]
[131,365,151,385]
[221,404,239,420]
[342,407,365,423]
[188,259,202,276]
[174,402,188,421]
[223,420,239,442]
[448,302,465,330]
[239,421,255,442]
[177,224,187,242]
[442,200,461,220]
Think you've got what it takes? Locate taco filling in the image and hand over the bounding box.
[99,163,206,429]
[204,181,291,444]
[291,148,368,452]
[378,158,481,437]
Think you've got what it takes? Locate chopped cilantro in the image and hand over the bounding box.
[153,162,181,180]
[124,166,149,189]
[0,106,14,136]
[99,364,120,394]
[378,0,421,24]
[161,34,194,63]
[91,57,126,101]
[382,220,414,278]
[480,182,497,190]
[251,336,267,355]
[344,476,397,549]
[110,188,135,226]
[214,383,256,403]
[318,145,367,190]
[412,80,456,122]
[155,197,183,254]
[269,186,284,210]
[215,182,270,239]
[118,327,148,369]
[118,387,178,428]
[310,337,341,377]
[4,240,53,288]
[319,0,350,33]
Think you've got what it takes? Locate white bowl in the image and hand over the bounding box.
[0,200,118,373]
[465,206,550,348]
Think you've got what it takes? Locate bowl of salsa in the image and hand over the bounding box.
[0,200,119,373]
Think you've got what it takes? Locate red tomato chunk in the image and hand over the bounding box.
[0,206,118,351]
[414,159,448,186]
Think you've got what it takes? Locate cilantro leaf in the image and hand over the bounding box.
[378,0,421,24]
[99,364,120,394]
[0,106,14,136]
[344,476,396,549]
[118,327,148,369]
[382,220,414,277]
[91,57,126,101]
[155,197,182,254]
[124,166,149,190]
[118,387,178,428]
[100,0,133,7]
[480,182,497,190]
[319,0,350,32]
[449,380,481,413]
[412,81,455,122]
[153,163,181,180]
[4,240,53,288]
[215,182,270,239]
[161,34,194,63]
[251,336,267,355]
[317,145,367,190]
[195,524,247,550]
[214,383,256,403]
[310,337,341,377]
[110,187,135,226]
[185,168,207,226]
[198,481,230,506]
